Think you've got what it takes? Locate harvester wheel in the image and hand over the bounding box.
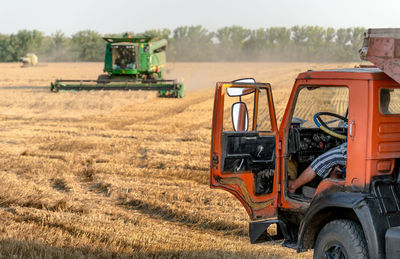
[144,74,159,84]
[50,82,59,92]
[314,219,368,259]
[176,84,185,98]
[97,74,111,84]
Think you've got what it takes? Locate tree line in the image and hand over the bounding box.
[0,26,366,62]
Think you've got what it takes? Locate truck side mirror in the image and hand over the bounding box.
[226,87,255,97]
[232,102,249,131]
[227,78,256,97]
[227,87,246,96]
[232,78,256,83]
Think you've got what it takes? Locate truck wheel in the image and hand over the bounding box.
[313,219,368,259]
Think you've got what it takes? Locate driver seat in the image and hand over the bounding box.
[301,165,346,199]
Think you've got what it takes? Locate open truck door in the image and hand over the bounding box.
[210,79,280,221]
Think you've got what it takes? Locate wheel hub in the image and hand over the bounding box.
[323,242,348,259]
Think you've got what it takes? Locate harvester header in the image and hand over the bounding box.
[51,34,184,98]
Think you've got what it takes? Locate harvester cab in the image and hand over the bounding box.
[51,34,185,98]
[102,35,166,80]
[109,43,137,71]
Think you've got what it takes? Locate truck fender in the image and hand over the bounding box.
[297,191,385,259]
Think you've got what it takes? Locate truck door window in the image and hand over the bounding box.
[257,89,272,131]
[224,88,272,132]
[380,88,400,114]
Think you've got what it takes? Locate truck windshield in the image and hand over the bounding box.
[380,88,400,115]
[293,86,349,128]
[112,45,136,70]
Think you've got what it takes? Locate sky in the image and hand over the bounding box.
[1,0,400,35]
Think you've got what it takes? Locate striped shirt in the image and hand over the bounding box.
[310,142,347,178]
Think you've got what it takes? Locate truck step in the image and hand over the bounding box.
[249,219,296,246]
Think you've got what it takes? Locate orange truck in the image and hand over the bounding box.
[210,28,400,258]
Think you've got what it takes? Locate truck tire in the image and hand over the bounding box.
[313,219,368,259]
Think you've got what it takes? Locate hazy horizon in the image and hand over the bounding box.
[1,0,399,35]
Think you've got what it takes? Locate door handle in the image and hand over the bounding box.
[349,120,355,139]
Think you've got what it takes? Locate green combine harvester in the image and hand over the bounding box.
[50,34,185,98]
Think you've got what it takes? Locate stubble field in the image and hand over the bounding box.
[0,62,356,258]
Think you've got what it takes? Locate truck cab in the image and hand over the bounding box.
[210,29,400,258]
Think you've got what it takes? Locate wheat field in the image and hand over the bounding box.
[0,62,356,258]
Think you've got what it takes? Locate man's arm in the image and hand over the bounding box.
[288,166,317,193]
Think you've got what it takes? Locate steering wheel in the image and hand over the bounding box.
[313,112,348,140]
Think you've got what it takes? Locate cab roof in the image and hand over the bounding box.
[297,67,395,82]
[103,37,154,43]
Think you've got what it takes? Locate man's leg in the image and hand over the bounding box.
[288,166,317,193]
[288,143,347,194]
